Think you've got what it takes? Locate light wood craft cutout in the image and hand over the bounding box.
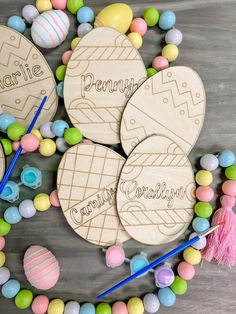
[0,142,5,182]
[0,25,58,128]
[57,143,131,246]
[117,134,196,245]
[120,66,206,156]
[64,27,147,145]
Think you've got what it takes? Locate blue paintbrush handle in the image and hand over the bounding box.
[0,96,47,194]
[96,235,199,300]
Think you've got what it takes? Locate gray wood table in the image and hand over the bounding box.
[1,0,236,313]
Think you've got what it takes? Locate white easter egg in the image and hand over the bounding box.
[31,10,70,48]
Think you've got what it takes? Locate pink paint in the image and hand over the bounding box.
[105,245,125,268]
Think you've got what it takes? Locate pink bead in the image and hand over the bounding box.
[112,301,128,314]
[152,56,169,71]
[130,18,147,36]
[32,295,49,314]
[220,195,236,209]
[177,261,195,280]
[50,190,61,208]
[0,237,5,250]
[62,50,73,65]
[21,134,40,152]
[222,180,236,197]
[12,141,27,154]
[105,245,125,268]
[51,0,67,10]
[82,139,93,145]
[196,186,214,202]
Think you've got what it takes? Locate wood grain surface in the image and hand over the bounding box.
[1,1,236,313]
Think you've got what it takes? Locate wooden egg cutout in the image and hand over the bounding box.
[57,143,131,246]
[64,27,147,145]
[0,142,6,182]
[120,66,206,156]
[116,134,196,245]
[0,25,58,127]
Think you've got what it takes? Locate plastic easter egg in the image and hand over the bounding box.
[127,297,144,314]
[105,245,125,268]
[34,193,51,211]
[183,247,202,265]
[39,139,57,156]
[2,279,21,298]
[158,287,176,307]
[177,261,195,280]
[94,3,133,33]
[4,206,22,224]
[189,232,207,250]
[32,295,49,314]
[48,299,64,314]
[219,150,236,167]
[23,245,60,290]
[143,293,160,313]
[130,18,147,36]
[170,276,187,295]
[165,29,183,46]
[192,217,210,233]
[77,6,95,23]
[112,301,128,314]
[7,16,26,33]
[159,11,176,30]
[19,200,36,218]
[31,10,70,48]
[200,154,219,171]
[50,190,61,207]
[0,251,6,267]
[128,32,143,50]
[36,0,53,13]
[80,303,95,314]
[56,137,69,152]
[0,218,11,236]
[96,303,112,314]
[0,114,16,131]
[0,267,10,285]
[15,289,33,309]
[0,237,5,250]
[77,23,93,38]
[51,120,69,137]
[64,301,80,314]
[22,5,39,24]
[51,0,67,10]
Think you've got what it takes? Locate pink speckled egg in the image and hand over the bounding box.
[23,246,60,290]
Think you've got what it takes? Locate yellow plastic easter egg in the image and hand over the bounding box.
[36,0,53,13]
[94,3,133,33]
[48,299,64,314]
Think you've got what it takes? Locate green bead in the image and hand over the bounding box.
[0,218,11,236]
[7,123,26,141]
[1,138,13,156]
[194,201,213,218]
[96,303,112,314]
[64,128,83,145]
[147,67,157,77]
[67,0,84,14]
[15,289,33,309]
[56,65,66,81]
[170,276,187,295]
[225,165,236,180]
[143,8,160,27]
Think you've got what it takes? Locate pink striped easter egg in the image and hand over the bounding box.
[23,246,60,290]
[31,10,70,48]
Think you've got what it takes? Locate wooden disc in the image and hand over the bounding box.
[57,143,130,246]
[64,27,147,145]
[120,66,206,156]
[0,25,58,128]
[117,135,196,245]
[0,142,5,182]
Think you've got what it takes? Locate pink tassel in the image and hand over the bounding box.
[202,195,236,267]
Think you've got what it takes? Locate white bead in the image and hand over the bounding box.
[40,122,55,139]
[77,23,93,37]
[22,5,39,24]
[143,293,160,313]
[189,232,207,250]
[56,137,69,153]
[64,301,80,314]
[0,267,10,285]
[19,200,36,218]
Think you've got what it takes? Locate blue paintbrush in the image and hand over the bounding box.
[96,223,223,300]
[0,96,47,194]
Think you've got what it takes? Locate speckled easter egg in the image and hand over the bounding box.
[31,10,70,48]
[23,245,60,290]
[0,25,58,127]
[94,3,133,34]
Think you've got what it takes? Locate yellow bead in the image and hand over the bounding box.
[183,247,202,265]
[195,170,213,186]
[31,129,43,142]
[39,139,56,157]
[0,251,6,267]
[48,299,65,314]
[36,0,53,13]
[34,193,51,212]
[127,297,144,314]
[71,37,81,50]
[162,44,179,62]
[128,32,143,50]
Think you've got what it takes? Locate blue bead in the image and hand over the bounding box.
[57,81,64,98]
[218,150,236,168]
[7,16,26,33]
[1,279,21,299]
[192,217,210,233]
[4,206,22,224]
[159,11,176,30]
[51,120,69,137]
[130,254,149,278]
[77,7,95,24]
[80,303,96,314]
[0,114,16,131]
[158,287,176,307]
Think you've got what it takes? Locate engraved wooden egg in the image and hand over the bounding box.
[116,134,196,245]
[120,66,206,156]
[0,25,58,127]
[64,27,147,145]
